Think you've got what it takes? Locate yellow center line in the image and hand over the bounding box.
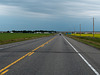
[40,44,45,47]
[0,52,30,73]
[0,69,9,75]
[28,52,35,56]
[0,36,56,74]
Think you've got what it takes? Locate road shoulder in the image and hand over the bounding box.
[64,36,100,74]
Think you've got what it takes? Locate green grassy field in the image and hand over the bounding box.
[66,34,100,49]
[72,34,100,38]
[0,33,54,45]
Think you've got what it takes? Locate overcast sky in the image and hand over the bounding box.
[0,0,100,31]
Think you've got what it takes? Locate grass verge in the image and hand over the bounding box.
[65,34,100,49]
[0,33,55,45]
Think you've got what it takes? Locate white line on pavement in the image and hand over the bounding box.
[63,36,100,75]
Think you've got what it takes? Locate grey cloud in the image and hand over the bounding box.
[0,0,70,14]
[0,0,100,18]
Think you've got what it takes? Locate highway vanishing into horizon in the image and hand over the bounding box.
[0,34,100,75]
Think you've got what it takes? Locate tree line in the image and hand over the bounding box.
[10,30,57,33]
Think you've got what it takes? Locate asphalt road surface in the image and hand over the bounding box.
[0,34,100,75]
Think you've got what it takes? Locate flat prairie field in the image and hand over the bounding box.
[72,34,100,38]
[68,34,100,49]
[0,33,53,45]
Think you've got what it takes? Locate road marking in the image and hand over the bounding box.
[28,52,35,56]
[0,69,9,75]
[63,36,100,75]
[0,53,29,73]
[0,36,56,75]
[45,42,48,44]
[40,44,45,47]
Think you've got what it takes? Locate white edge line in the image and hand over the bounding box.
[63,36,100,75]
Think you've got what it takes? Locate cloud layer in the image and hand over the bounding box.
[0,0,100,31]
[0,0,100,18]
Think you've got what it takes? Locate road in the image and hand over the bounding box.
[0,34,100,75]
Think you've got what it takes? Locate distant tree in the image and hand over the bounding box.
[7,31,10,33]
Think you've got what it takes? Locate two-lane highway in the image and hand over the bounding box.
[0,35,100,75]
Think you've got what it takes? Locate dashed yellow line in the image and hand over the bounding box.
[0,36,56,75]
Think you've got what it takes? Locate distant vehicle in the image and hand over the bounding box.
[59,33,61,36]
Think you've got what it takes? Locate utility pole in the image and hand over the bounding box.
[74,26,75,35]
[74,27,75,35]
[93,17,94,37]
[80,24,81,36]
